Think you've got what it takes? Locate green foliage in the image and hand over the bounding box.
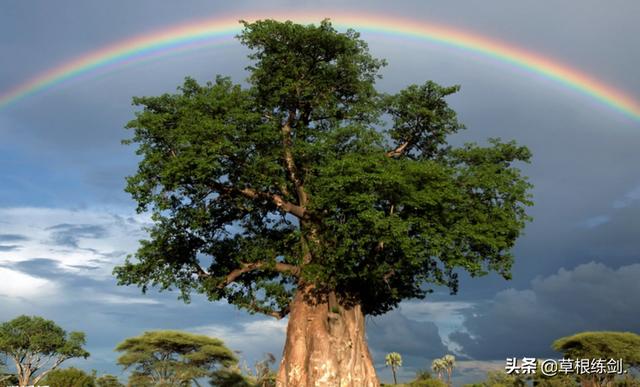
[381,378,447,387]
[530,374,577,387]
[0,376,18,387]
[126,372,155,387]
[115,19,533,318]
[39,367,96,387]
[116,330,237,386]
[210,367,254,386]
[415,369,432,381]
[615,375,640,387]
[432,359,446,378]
[0,315,89,385]
[252,353,276,387]
[551,332,640,387]
[466,369,576,387]
[0,315,89,359]
[408,379,448,387]
[96,374,125,387]
[483,370,527,387]
[552,331,640,368]
[386,352,403,368]
[0,363,17,387]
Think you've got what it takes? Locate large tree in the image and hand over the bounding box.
[0,315,89,387]
[115,19,533,386]
[115,330,237,386]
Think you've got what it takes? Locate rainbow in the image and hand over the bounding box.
[1,11,639,121]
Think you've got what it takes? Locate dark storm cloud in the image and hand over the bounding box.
[449,261,640,360]
[578,203,640,259]
[46,223,109,247]
[4,258,109,289]
[0,234,29,242]
[368,311,448,358]
[6,258,70,279]
[368,310,457,382]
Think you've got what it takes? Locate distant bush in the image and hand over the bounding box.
[415,369,433,381]
[381,377,447,387]
[408,379,448,387]
[38,367,95,387]
[95,374,124,387]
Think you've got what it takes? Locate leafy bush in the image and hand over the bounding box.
[95,374,124,387]
[408,378,448,387]
[38,367,95,387]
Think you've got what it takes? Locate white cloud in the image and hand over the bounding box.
[0,206,160,308]
[400,301,474,324]
[580,215,610,229]
[0,206,149,278]
[399,300,475,351]
[189,318,287,364]
[613,184,640,209]
[455,359,505,374]
[0,267,58,298]
[92,293,162,305]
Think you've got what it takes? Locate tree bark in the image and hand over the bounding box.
[276,287,379,387]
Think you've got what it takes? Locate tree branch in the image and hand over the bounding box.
[247,299,290,320]
[217,262,300,289]
[282,110,308,206]
[31,356,66,386]
[265,307,289,320]
[209,181,306,219]
[385,141,411,158]
[239,187,306,219]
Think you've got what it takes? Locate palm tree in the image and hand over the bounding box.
[431,358,445,381]
[385,352,402,385]
[442,354,456,386]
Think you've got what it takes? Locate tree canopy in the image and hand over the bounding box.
[552,331,640,367]
[39,367,96,387]
[115,330,237,386]
[95,374,125,387]
[0,315,89,386]
[114,18,533,321]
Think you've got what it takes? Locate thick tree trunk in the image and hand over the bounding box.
[276,287,379,387]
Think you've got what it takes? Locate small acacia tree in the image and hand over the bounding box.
[0,315,90,386]
[115,330,237,386]
[385,352,402,385]
[115,19,533,386]
[553,331,640,387]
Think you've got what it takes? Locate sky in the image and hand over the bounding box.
[1,1,639,385]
